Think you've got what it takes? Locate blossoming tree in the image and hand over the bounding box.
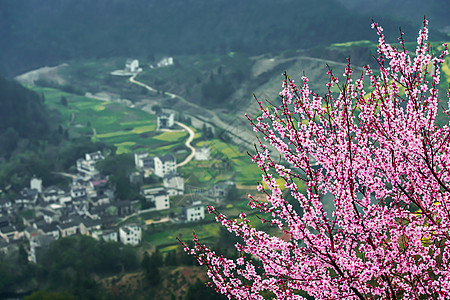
[182,19,450,299]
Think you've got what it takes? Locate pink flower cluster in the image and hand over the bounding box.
[183,19,450,299]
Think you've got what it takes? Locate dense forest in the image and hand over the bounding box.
[1,0,449,77]
[0,76,51,156]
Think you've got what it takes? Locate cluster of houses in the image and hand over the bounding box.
[0,90,239,263]
[0,151,144,262]
[150,57,174,69]
[0,143,219,262]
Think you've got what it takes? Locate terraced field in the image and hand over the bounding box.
[31,86,190,156]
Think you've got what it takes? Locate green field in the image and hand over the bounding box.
[31,86,189,156]
[30,84,303,251]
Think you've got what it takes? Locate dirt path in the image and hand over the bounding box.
[175,121,196,167]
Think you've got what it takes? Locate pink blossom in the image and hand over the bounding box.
[183,19,450,299]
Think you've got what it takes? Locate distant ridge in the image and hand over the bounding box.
[1,0,447,77]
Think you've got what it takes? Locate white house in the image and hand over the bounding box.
[76,151,104,177]
[163,174,184,196]
[57,221,79,238]
[119,224,141,246]
[156,112,174,130]
[141,187,170,211]
[134,152,153,169]
[70,185,86,199]
[184,201,205,222]
[92,229,118,243]
[16,188,39,208]
[125,59,140,73]
[30,176,42,193]
[157,57,174,68]
[42,186,65,202]
[154,155,176,178]
[194,145,211,161]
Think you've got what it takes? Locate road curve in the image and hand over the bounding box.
[175,121,196,167]
[129,73,158,93]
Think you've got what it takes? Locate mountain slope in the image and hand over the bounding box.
[0,76,51,155]
[2,0,446,77]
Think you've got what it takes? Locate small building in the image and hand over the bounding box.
[156,112,175,130]
[39,223,60,238]
[154,155,176,178]
[58,193,72,205]
[30,234,56,263]
[70,185,87,199]
[40,209,57,224]
[184,201,205,222]
[163,174,184,196]
[119,224,141,246]
[210,181,235,202]
[89,196,110,207]
[153,57,174,68]
[112,200,133,216]
[42,186,65,202]
[57,220,80,238]
[79,218,103,235]
[16,188,39,208]
[0,225,18,243]
[0,198,11,211]
[195,145,211,161]
[134,152,153,169]
[89,177,108,191]
[30,176,43,193]
[0,215,9,228]
[129,172,143,185]
[76,151,104,177]
[24,226,40,241]
[141,187,170,211]
[92,229,118,243]
[125,59,140,73]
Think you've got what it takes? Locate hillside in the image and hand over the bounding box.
[0,76,51,156]
[2,0,448,77]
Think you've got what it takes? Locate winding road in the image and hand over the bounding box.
[129,73,257,149]
[174,121,196,167]
[130,74,197,167]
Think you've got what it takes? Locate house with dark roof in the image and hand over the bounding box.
[141,187,170,211]
[16,187,39,208]
[57,219,80,237]
[112,200,133,216]
[79,218,103,235]
[0,215,9,228]
[39,223,60,238]
[0,225,17,243]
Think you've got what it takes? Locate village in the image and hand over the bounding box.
[0,70,237,264]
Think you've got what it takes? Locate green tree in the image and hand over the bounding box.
[60,96,68,107]
[141,252,160,286]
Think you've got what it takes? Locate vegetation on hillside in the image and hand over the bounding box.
[2,0,448,77]
[0,76,51,156]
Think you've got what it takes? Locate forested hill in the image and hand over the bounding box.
[0,76,50,156]
[1,0,448,77]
